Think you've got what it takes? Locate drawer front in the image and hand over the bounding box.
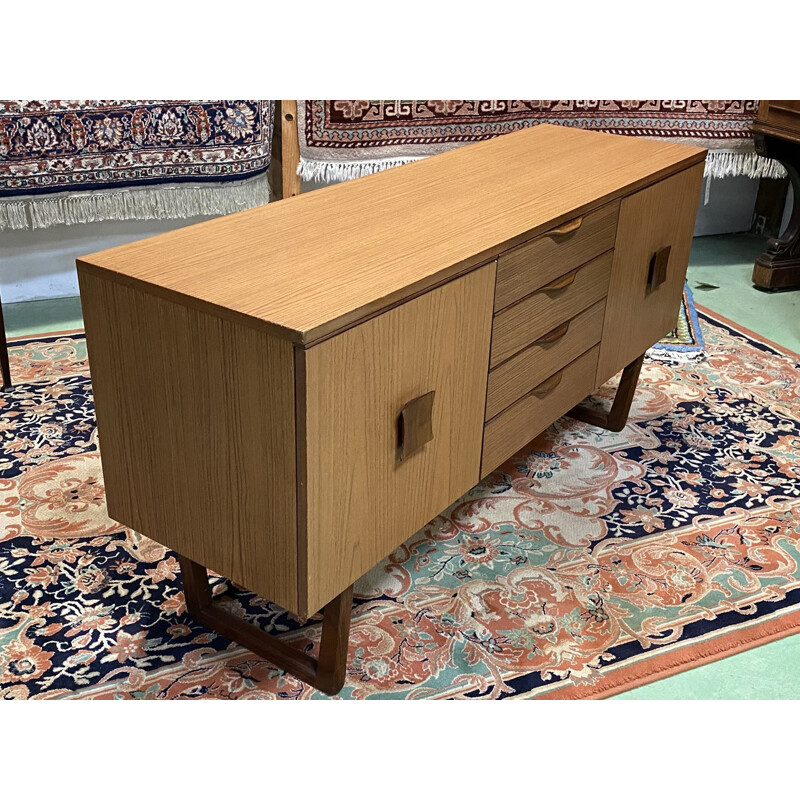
[482,345,600,476]
[486,299,605,420]
[495,200,619,312]
[490,251,612,368]
[303,263,496,614]
[596,164,704,385]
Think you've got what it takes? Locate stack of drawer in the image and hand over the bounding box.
[481,200,621,475]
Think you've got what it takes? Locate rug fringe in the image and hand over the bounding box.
[0,174,271,231]
[299,149,787,184]
[298,156,424,183]
[704,150,786,180]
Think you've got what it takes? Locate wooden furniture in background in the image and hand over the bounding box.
[752,101,800,290]
[77,124,705,693]
[269,100,302,201]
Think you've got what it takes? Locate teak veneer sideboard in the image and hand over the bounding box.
[77,124,706,694]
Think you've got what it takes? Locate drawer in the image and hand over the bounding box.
[490,251,612,368]
[495,200,619,311]
[485,299,605,420]
[481,345,600,476]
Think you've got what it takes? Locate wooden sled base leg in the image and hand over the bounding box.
[568,353,645,433]
[177,555,354,695]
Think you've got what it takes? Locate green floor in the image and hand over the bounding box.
[4,293,84,339]
[687,234,800,354]
[3,233,799,698]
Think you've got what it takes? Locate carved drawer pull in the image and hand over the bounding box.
[546,217,583,238]
[534,321,570,346]
[540,268,578,293]
[398,390,435,462]
[531,371,563,398]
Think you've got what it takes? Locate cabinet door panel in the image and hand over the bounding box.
[596,164,704,384]
[302,264,495,614]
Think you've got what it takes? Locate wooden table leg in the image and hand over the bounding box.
[177,554,354,695]
[0,293,12,391]
[568,353,645,432]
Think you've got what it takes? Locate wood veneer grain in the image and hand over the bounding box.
[481,345,600,476]
[78,124,705,345]
[301,264,496,613]
[596,164,704,384]
[495,200,619,311]
[490,251,612,367]
[78,268,300,613]
[486,299,606,419]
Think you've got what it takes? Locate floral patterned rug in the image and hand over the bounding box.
[1,309,800,700]
[0,101,274,231]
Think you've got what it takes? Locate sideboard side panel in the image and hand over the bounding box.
[596,163,705,385]
[78,270,300,613]
[302,263,496,614]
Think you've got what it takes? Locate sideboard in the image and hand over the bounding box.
[77,124,706,693]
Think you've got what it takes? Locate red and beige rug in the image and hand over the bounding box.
[1,308,799,699]
[297,100,783,183]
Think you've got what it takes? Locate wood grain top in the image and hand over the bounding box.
[77,124,706,345]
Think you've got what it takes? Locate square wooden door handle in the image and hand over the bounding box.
[398,390,435,461]
[648,245,671,291]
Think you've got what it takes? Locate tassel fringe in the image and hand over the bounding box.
[300,150,787,184]
[0,150,786,230]
[298,156,424,183]
[0,174,271,232]
[703,150,786,180]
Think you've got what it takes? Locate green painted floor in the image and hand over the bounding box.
[3,233,799,698]
[687,234,800,355]
[4,294,84,339]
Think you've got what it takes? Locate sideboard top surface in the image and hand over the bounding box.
[78,124,706,345]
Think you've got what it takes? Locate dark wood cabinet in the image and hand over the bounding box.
[753,101,800,290]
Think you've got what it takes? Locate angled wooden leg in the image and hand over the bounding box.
[0,294,12,391]
[178,556,213,616]
[177,554,353,695]
[568,353,645,433]
[316,583,354,694]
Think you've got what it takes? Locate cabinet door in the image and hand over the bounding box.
[302,263,496,614]
[596,164,704,384]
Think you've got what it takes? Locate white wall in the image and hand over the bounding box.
[693,174,759,237]
[0,216,210,304]
[0,173,773,305]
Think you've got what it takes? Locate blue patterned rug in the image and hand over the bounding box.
[0,101,274,230]
[648,283,705,363]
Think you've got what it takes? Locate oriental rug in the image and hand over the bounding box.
[298,100,782,183]
[1,309,799,700]
[0,100,274,230]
